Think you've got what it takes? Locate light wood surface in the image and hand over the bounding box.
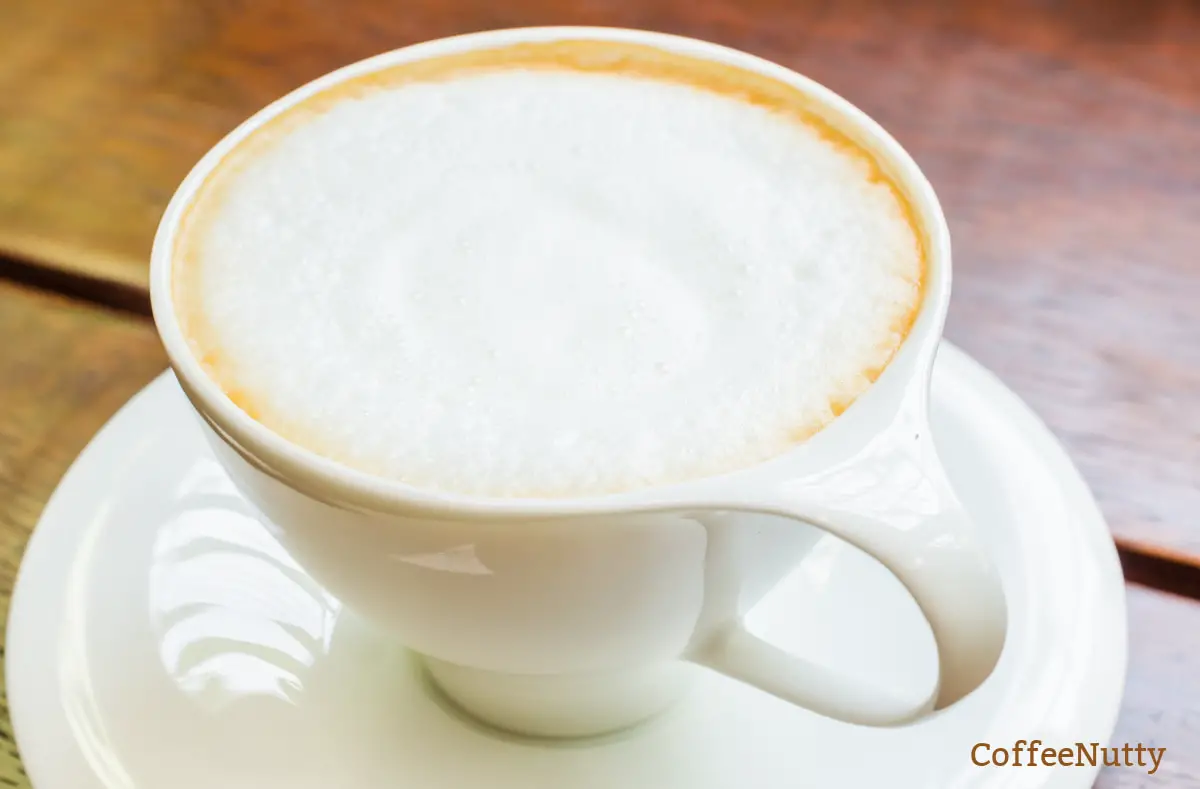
[1099,587,1200,788]
[0,280,167,787]
[1,0,1197,562]
[0,282,1195,785]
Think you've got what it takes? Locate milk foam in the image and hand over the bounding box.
[177,58,923,498]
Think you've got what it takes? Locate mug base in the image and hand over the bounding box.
[421,656,693,738]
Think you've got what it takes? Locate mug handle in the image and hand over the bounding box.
[684,428,1008,727]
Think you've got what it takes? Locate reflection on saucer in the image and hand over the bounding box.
[19,359,1123,789]
[148,459,341,711]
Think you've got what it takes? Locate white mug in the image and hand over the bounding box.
[150,26,1007,739]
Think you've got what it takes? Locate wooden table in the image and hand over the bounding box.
[0,0,1197,786]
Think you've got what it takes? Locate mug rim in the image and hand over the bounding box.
[149,25,953,519]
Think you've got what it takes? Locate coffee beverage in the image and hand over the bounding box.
[173,40,924,498]
[157,34,1007,739]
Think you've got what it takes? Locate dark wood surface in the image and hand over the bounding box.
[1,0,1197,562]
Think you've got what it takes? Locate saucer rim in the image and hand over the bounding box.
[4,341,1127,789]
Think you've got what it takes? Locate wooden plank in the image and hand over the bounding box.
[0,284,1195,783]
[0,281,167,786]
[1097,586,1200,788]
[0,0,1197,561]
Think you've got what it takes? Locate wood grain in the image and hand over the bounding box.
[1098,586,1200,788]
[0,281,166,787]
[0,0,1196,562]
[0,283,1194,783]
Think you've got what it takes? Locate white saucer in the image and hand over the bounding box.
[7,343,1125,789]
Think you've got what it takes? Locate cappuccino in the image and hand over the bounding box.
[173,41,924,498]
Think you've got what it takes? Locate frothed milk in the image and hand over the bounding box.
[174,41,924,498]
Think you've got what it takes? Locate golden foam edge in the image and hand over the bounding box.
[171,38,928,496]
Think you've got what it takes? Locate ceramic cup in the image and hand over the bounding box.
[149,26,1008,738]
